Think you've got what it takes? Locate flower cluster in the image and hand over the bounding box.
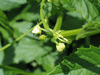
[32,24,71,52]
[32,0,71,52]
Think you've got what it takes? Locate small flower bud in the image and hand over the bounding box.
[39,35,47,41]
[32,25,41,35]
[56,43,65,52]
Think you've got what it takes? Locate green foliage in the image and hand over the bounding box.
[60,0,99,21]
[48,46,100,75]
[0,0,100,75]
[0,0,27,11]
[76,16,100,40]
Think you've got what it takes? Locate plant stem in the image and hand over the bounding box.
[40,0,50,30]
[60,28,82,37]
[53,12,63,31]
[60,28,100,40]
[0,22,42,51]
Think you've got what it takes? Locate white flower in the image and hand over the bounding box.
[56,43,65,52]
[32,25,41,35]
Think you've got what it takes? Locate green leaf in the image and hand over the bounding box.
[59,0,75,11]
[43,0,63,16]
[0,9,13,37]
[4,10,42,64]
[89,0,100,10]
[0,8,8,26]
[60,0,99,21]
[0,35,2,48]
[13,37,52,63]
[4,71,18,75]
[52,0,61,6]
[10,21,33,38]
[0,36,5,75]
[0,64,34,75]
[61,11,84,30]
[36,52,60,71]
[48,46,100,75]
[43,2,52,17]
[0,69,4,75]
[15,12,40,21]
[0,9,7,19]
[8,0,27,4]
[0,0,27,11]
[0,27,11,43]
[84,0,99,21]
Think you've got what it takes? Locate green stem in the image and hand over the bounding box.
[40,0,50,30]
[53,12,63,31]
[60,28,100,39]
[60,28,82,37]
[0,22,42,51]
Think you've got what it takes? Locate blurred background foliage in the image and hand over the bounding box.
[0,0,100,75]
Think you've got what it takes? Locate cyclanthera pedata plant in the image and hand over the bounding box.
[0,0,100,75]
[32,0,100,52]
